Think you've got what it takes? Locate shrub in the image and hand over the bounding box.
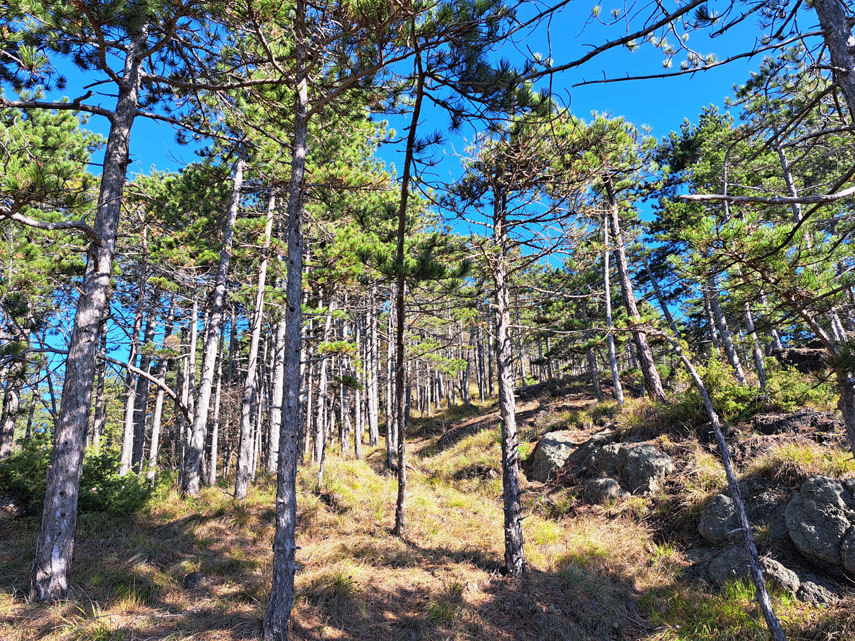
[765,365,837,412]
[0,437,153,516]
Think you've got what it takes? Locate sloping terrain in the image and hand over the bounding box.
[2,380,855,640]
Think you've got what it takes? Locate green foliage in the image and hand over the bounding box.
[764,365,836,413]
[0,437,153,516]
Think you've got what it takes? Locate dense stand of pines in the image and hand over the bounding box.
[3,2,855,640]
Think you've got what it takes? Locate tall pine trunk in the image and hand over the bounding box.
[492,186,525,577]
[181,154,245,497]
[263,5,307,633]
[30,35,145,601]
[604,175,666,403]
[236,192,276,499]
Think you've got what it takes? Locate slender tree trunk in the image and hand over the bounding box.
[182,154,245,497]
[30,37,145,602]
[91,326,107,448]
[641,252,678,335]
[604,175,666,402]
[131,298,158,473]
[269,316,287,474]
[492,188,525,577]
[120,257,148,475]
[602,199,624,407]
[664,334,787,641]
[236,192,276,499]
[385,294,397,468]
[367,284,380,446]
[392,61,425,536]
[581,302,603,402]
[743,303,768,392]
[707,276,746,383]
[147,300,175,481]
[263,9,307,632]
[208,334,224,487]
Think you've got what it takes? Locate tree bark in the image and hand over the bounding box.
[181,154,245,497]
[30,34,145,602]
[814,0,855,122]
[236,192,276,499]
[664,333,787,641]
[603,217,624,406]
[492,186,526,577]
[263,6,307,632]
[131,297,158,473]
[392,61,425,536]
[91,325,108,448]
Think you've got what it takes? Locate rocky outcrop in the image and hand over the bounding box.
[583,478,629,504]
[618,445,674,494]
[698,479,788,544]
[530,431,578,482]
[785,476,855,572]
[772,347,829,374]
[753,409,842,436]
[706,546,800,596]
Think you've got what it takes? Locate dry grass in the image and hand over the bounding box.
[2,392,854,640]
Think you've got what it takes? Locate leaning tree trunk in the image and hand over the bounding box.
[492,189,526,577]
[664,333,787,641]
[30,36,145,602]
[263,7,307,634]
[181,153,245,497]
[604,175,666,403]
[707,276,746,383]
[236,192,276,499]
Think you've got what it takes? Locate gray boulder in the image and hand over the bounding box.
[785,476,855,571]
[583,478,628,504]
[565,430,614,470]
[589,442,622,478]
[699,494,739,543]
[707,546,800,596]
[797,580,838,605]
[698,482,788,544]
[530,431,578,482]
[617,444,674,494]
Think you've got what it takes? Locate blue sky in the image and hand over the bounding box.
[44,2,783,183]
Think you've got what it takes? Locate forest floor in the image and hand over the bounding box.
[3,379,855,640]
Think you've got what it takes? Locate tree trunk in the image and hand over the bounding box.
[0,366,23,459]
[131,298,158,473]
[367,284,380,446]
[120,255,148,475]
[236,192,276,499]
[492,188,526,577]
[707,276,746,383]
[147,300,175,480]
[91,325,107,448]
[182,154,245,497]
[601,196,623,407]
[263,7,307,632]
[30,37,145,602]
[814,0,855,122]
[604,175,666,402]
[392,62,425,536]
[581,301,603,402]
[664,334,787,641]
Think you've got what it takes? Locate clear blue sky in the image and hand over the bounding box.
[45,2,782,182]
